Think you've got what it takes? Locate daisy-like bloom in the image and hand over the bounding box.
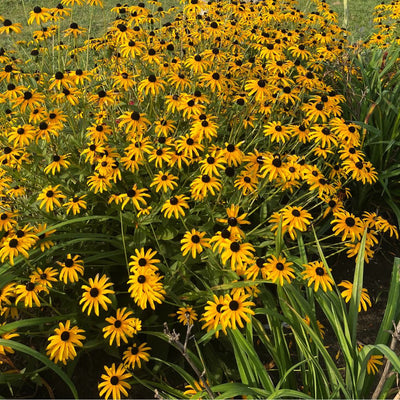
[0,19,22,35]
[245,78,271,102]
[13,89,46,113]
[199,154,226,177]
[7,124,36,147]
[0,211,18,232]
[366,354,384,375]
[43,154,71,175]
[217,205,251,239]
[181,229,211,259]
[138,74,165,96]
[28,6,51,25]
[122,343,151,369]
[129,248,160,273]
[63,22,87,38]
[281,206,313,240]
[15,281,46,308]
[175,134,204,158]
[80,274,115,316]
[98,363,132,400]
[0,323,19,357]
[119,185,150,210]
[87,174,112,194]
[177,306,198,326]
[150,171,178,193]
[48,71,74,91]
[0,236,32,266]
[220,240,255,271]
[222,142,244,167]
[264,121,290,143]
[37,185,66,212]
[0,282,16,311]
[127,267,166,310]
[57,254,84,284]
[34,223,56,252]
[103,308,136,347]
[64,195,87,215]
[264,255,295,286]
[302,261,334,292]
[30,267,58,288]
[331,211,364,242]
[220,292,255,330]
[201,294,226,337]
[161,195,190,219]
[338,280,372,311]
[190,174,222,201]
[46,321,85,364]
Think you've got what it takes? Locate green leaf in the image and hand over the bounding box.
[0,339,78,399]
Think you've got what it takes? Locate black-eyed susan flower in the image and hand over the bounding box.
[46,321,85,365]
[201,294,226,337]
[0,19,22,35]
[30,267,58,288]
[98,363,132,400]
[181,229,211,259]
[150,171,178,193]
[80,274,115,316]
[57,254,84,284]
[127,267,165,310]
[15,281,45,308]
[103,308,136,347]
[63,195,87,216]
[7,124,36,147]
[0,237,32,266]
[37,185,66,212]
[302,261,334,292]
[27,6,51,25]
[220,292,255,330]
[265,255,295,286]
[217,204,250,239]
[338,280,372,311]
[190,174,221,200]
[129,248,160,272]
[0,211,17,232]
[177,306,198,326]
[138,74,165,96]
[331,211,364,242]
[63,22,87,38]
[161,195,190,219]
[87,174,112,194]
[220,240,255,271]
[122,343,151,369]
[281,206,313,240]
[43,154,71,175]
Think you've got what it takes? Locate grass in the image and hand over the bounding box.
[325,0,382,42]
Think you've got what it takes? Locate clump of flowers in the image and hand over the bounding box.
[0,0,398,398]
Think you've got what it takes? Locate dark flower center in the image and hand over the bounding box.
[9,238,18,248]
[138,258,147,266]
[292,209,301,217]
[26,281,35,291]
[61,331,70,341]
[345,217,355,227]
[272,158,282,168]
[228,217,238,226]
[169,197,178,205]
[191,234,200,243]
[202,175,211,183]
[276,262,284,271]
[65,258,74,267]
[148,74,156,82]
[114,320,122,328]
[24,91,33,100]
[315,267,325,276]
[138,275,146,284]
[226,144,235,152]
[131,112,140,120]
[110,376,119,385]
[230,242,240,252]
[130,346,139,355]
[229,300,239,311]
[216,304,223,313]
[90,288,99,297]
[53,155,61,162]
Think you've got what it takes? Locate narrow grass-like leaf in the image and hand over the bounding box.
[0,339,78,399]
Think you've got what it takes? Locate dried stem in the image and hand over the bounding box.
[372,320,400,399]
[164,322,215,399]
